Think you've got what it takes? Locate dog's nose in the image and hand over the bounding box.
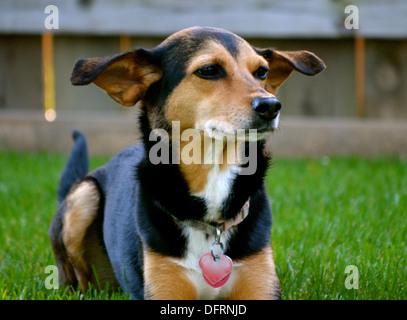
[252,97,281,121]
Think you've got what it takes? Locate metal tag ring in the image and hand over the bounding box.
[210,242,224,261]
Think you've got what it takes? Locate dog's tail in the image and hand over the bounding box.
[57,130,89,203]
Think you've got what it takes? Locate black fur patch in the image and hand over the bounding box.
[188,27,242,58]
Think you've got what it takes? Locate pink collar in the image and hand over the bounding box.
[172,199,250,235]
[217,200,249,233]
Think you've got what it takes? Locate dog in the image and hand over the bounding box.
[49,26,325,300]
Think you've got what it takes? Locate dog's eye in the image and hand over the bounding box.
[253,66,269,80]
[194,64,224,80]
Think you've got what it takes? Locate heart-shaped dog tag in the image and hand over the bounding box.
[199,253,233,288]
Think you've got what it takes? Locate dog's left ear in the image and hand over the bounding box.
[70,49,162,106]
[256,48,326,93]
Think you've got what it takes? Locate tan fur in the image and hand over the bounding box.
[228,246,280,300]
[143,245,280,300]
[79,53,162,106]
[144,249,198,300]
[179,160,211,194]
[178,130,244,193]
[62,181,118,291]
[165,40,270,133]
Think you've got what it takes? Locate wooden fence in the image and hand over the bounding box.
[1,0,406,120]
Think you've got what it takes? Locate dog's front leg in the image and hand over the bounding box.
[227,246,281,300]
[143,249,197,300]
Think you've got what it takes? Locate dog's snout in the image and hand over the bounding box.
[252,97,281,121]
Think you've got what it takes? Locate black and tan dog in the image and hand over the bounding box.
[49,27,325,300]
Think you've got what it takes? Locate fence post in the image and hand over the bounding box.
[42,32,56,122]
[355,36,365,118]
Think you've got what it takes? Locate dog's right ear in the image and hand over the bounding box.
[70,49,162,107]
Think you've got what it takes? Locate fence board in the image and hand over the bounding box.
[0,0,406,38]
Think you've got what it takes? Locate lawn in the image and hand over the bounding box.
[0,152,406,299]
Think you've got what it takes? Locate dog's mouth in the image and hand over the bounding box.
[199,113,279,141]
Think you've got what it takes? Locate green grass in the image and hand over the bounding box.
[0,152,406,299]
[267,157,407,299]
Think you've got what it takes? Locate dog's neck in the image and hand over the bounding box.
[178,132,244,222]
[138,111,270,223]
[177,131,243,192]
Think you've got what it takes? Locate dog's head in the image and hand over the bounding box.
[71,27,325,139]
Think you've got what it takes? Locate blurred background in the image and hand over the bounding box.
[0,0,406,157]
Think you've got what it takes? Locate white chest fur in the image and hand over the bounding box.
[176,226,239,299]
[193,164,240,222]
[174,165,241,299]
